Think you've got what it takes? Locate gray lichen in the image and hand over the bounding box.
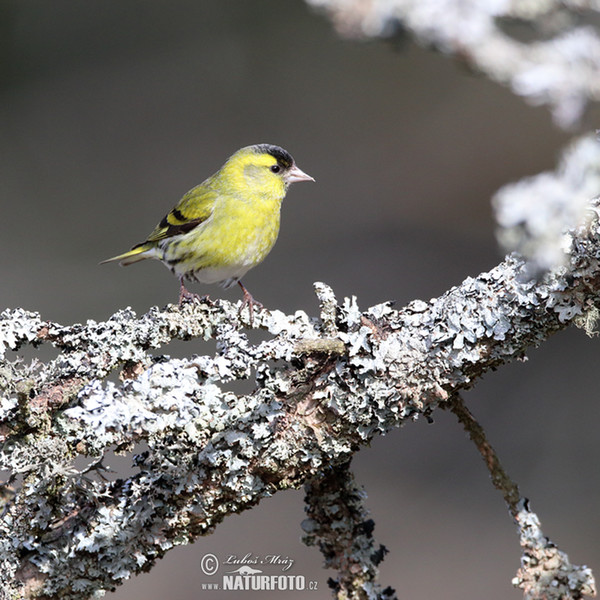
[0,308,44,360]
[513,501,596,600]
[303,462,398,600]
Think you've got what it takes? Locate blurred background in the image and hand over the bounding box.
[2,1,600,598]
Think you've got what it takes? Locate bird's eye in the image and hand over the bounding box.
[270,164,281,173]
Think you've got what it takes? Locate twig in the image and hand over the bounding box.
[447,394,596,600]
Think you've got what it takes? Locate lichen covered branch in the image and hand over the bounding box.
[494,135,600,276]
[448,395,596,600]
[306,0,600,127]
[2,193,600,597]
[302,462,397,600]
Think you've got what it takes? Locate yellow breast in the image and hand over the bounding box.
[208,193,282,266]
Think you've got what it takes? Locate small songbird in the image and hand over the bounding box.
[102,144,314,318]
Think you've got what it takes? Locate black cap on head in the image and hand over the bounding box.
[253,144,294,169]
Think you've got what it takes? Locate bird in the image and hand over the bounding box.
[102,144,314,320]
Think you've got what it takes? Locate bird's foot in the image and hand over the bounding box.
[238,281,263,325]
[178,280,211,306]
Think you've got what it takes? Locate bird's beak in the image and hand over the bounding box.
[285,164,315,183]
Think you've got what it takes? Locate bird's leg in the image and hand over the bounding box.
[178,277,210,305]
[238,280,263,324]
[178,277,194,304]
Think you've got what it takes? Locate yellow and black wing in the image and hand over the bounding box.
[145,183,216,243]
[101,183,217,265]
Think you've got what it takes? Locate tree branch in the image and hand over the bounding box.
[448,395,596,600]
[1,185,600,597]
[306,0,600,127]
[303,462,397,600]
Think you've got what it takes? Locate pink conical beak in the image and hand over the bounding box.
[285,164,315,183]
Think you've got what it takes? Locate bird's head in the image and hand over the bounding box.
[218,144,314,200]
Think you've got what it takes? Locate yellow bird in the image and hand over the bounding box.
[102,144,314,318]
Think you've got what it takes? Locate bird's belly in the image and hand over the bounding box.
[160,206,280,287]
[191,264,252,287]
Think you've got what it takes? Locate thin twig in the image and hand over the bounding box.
[446,393,521,516]
[446,394,596,600]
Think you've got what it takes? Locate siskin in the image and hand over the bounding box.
[102,144,314,318]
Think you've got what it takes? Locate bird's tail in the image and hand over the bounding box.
[100,243,154,266]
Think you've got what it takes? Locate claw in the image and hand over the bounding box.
[238,281,263,325]
[178,278,210,306]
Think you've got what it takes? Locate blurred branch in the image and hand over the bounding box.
[306,0,600,127]
[494,135,600,276]
[2,141,600,598]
